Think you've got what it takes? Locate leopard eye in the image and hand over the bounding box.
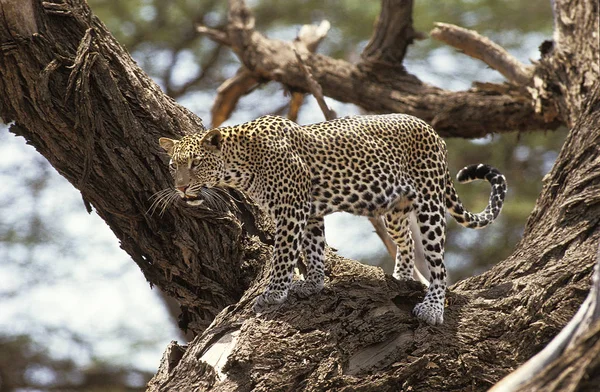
[169,160,176,171]
[191,158,201,167]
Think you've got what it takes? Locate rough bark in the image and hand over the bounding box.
[490,248,600,391]
[0,0,598,392]
[0,0,248,334]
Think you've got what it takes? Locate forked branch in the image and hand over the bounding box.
[202,19,332,128]
[198,0,561,137]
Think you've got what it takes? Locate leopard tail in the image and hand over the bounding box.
[445,164,507,229]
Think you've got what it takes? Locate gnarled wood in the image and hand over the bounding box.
[491,246,600,391]
[201,0,562,138]
[359,0,423,72]
[0,0,248,333]
[430,23,533,85]
[148,0,599,390]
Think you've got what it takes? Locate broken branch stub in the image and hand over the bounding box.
[208,19,332,128]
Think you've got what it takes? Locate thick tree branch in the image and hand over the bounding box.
[208,20,331,128]
[491,245,600,391]
[213,0,561,138]
[430,22,534,85]
[359,0,424,72]
[532,0,600,127]
[148,0,599,390]
[0,0,247,333]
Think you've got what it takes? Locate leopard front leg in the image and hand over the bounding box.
[291,216,325,298]
[253,206,308,313]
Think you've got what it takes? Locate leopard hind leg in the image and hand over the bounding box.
[412,191,447,325]
[291,216,325,298]
[385,202,415,281]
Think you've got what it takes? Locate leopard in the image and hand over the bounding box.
[158,114,507,325]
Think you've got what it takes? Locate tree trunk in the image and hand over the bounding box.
[0,0,248,334]
[0,0,598,391]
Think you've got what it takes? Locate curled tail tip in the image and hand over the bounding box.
[457,163,502,183]
[450,163,507,229]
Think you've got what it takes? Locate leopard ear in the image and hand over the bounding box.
[159,137,176,156]
[201,129,223,152]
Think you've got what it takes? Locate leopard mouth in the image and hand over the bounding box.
[181,194,201,201]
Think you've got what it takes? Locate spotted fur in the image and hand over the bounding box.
[159,114,507,325]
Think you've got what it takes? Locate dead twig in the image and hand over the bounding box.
[196,25,231,46]
[293,49,336,120]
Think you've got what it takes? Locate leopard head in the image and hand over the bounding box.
[159,129,224,200]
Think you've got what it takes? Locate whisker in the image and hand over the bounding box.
[214,188,240,213]
[200,187,232,212]
[200,188,219,210]
[216,187,243,204]
[147,185,241,216]
[160,191,180,216]
[147,188,177,216]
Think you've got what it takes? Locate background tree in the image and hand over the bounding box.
[3,0,593,392]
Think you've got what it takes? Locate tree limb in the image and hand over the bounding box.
[430,22,534,85]
[210,68,261,128]
[0,0,246,333]
[286,21,332,122]
[209,20,331,128]
[213,0,561,138]
[490,244,600,391]
[196,25,231,46]
[293,49,336,120]
[359,0,424,72]
[148,0,599,389]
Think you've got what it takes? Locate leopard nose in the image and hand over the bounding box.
[177,185,189,193]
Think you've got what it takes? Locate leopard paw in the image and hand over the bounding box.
[252,289,288,313]
[393,271,414,281]
[290,279,324,298]
[413,301,444,325]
